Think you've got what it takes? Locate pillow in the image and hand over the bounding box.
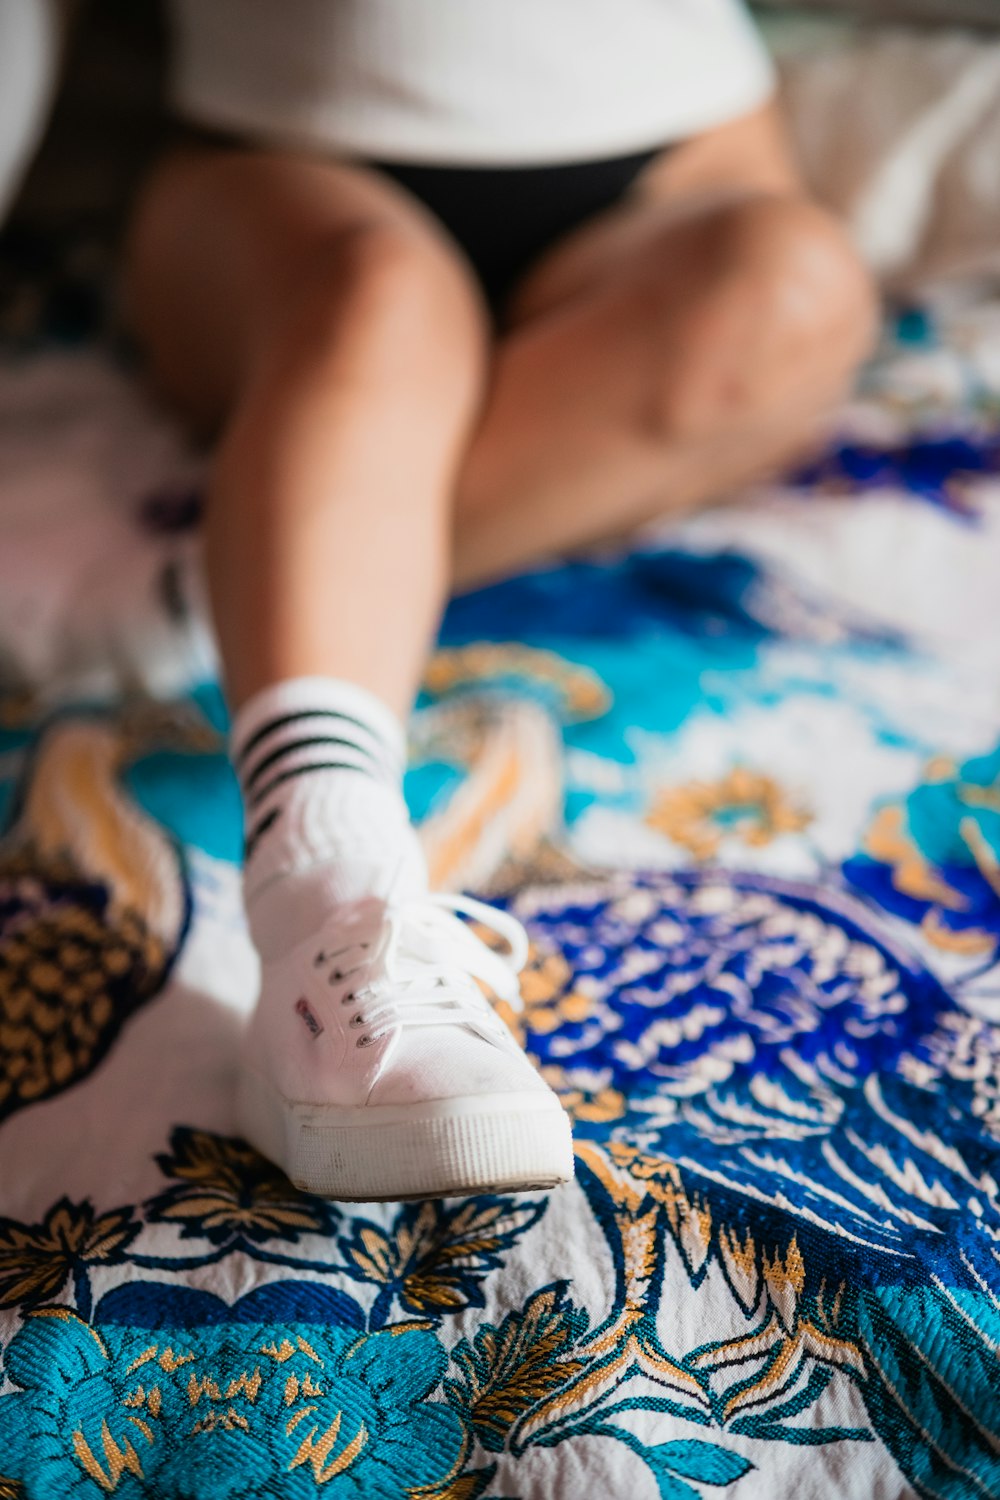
[771,22,1000,291]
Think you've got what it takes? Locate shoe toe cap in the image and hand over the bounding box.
[368,1026,549,1108]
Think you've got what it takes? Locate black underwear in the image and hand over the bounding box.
[366,146,665,321]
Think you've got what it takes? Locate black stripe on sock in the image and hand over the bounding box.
[241,734,385,793]
[247,759,372,811]
[235,708,394,772]
[243,805,282,862]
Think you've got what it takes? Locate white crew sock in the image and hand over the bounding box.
[229,676,428,960]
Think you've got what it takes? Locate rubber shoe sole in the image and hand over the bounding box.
[237,1065,576,1201]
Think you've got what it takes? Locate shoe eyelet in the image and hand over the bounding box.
[341,991,355,1005]
[349,1014,366,1028]
[356,1035,373,1048]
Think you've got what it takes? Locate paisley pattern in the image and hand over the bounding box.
[0,702,216,1120]
[2,286,1000,1497]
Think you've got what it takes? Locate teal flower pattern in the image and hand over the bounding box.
[0,1289,468,1500]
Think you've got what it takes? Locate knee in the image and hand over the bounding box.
[652,194,879,440]
[268,218,492,385]
[740,195,879,366]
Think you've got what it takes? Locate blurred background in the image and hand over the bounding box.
[2,0,1000,342]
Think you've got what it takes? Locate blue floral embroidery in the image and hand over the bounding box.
[845,739,1000,962]
[0,1285,467,1500]
[506,869,947,1115]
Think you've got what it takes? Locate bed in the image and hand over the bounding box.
[1,10,999,1500]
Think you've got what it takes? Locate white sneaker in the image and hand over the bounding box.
[236,889,575,1200]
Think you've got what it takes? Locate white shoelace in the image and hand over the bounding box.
[314,892,528,1050]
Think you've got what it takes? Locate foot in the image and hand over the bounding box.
[236,888,575,1200]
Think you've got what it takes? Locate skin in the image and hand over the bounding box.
[123,100,879,717]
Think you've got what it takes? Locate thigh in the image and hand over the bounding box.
[123,143,482,432]
[488,95,873,442]
[500,100,805,328]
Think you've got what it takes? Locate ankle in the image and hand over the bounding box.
[228,674,428,958]
[246,833,427,962]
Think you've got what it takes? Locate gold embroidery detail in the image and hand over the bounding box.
[284,1372,324,1406]
[959,781,1000,813]
[693,1314,864,1420]
[288,1410,369,1484]
[262,1339,297,1363]
[125,1347,157,1375]
[261,1335,324,1365]
[920,910,995,955]
[224,1368,262,1403]
[157,1346,195,1373]
[961,815,1000,900]
[286,1405,316,1436]
[423,644,610,721]
[647,768,811,861]
[71,1422,145,1491]
[864,805,964,908]
[187,1373,223,1405]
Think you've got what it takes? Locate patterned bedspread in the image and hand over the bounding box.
[1,291,999,1499]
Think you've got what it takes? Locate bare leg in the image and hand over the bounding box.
[125,104,876,704]
[125,148,490,714]
[452,103,879,588]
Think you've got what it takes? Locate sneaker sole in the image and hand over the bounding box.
[237,1066,576,1201]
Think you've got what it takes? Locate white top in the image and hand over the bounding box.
[168,0,776,167]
